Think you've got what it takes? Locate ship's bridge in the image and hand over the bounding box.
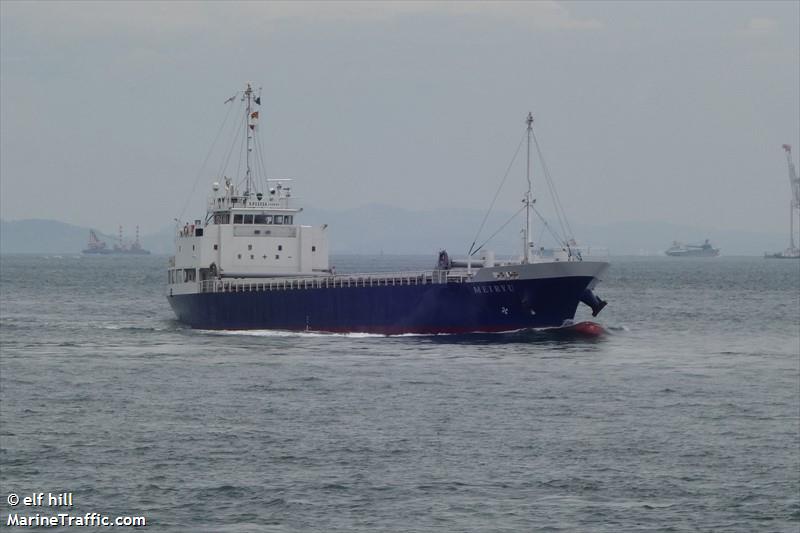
[172,175,329,285]
[206,178,301,226]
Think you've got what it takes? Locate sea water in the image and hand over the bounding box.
[1,254,798,531]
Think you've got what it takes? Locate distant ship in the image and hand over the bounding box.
[82,230,112,254]
[765,145,800,259]
[166,84,609,334]
[665,239,719,257]
[82,226,150,255]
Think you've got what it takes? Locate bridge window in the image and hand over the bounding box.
[254,214,268,224]
[285,216,293,225]
[233,214,243,224]
[244,214,254,224]
[265,215,273,224]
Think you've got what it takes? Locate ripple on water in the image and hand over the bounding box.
[1,255,798,532]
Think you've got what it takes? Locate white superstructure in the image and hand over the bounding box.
[168,83,331,296]
[168,177,330,295]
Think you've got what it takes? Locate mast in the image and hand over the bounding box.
[524,112,534,263]
[791,198,795,253]
[244,83,254,196]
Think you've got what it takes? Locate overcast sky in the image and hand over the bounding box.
[1,1,798,237]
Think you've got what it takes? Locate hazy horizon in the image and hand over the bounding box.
[2,1,799,239]
[0,206,791,257]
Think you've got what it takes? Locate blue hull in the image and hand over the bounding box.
[168,276,596,334]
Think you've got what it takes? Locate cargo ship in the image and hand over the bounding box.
[167,84,608,334]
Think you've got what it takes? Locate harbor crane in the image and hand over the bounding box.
[776,144,800,258]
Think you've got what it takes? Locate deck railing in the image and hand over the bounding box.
[198,270,471,294]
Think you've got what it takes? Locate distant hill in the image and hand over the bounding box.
[574,220,789,257]
[0,219,168,255]
[139,225,178,255]
[0,210,789,256]
[0,219,108,254]
[300,205,789,256]
[302,204,521,255]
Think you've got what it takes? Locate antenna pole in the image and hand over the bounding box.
[524,112,534,263]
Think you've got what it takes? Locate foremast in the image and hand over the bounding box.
[468,111,585,266]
